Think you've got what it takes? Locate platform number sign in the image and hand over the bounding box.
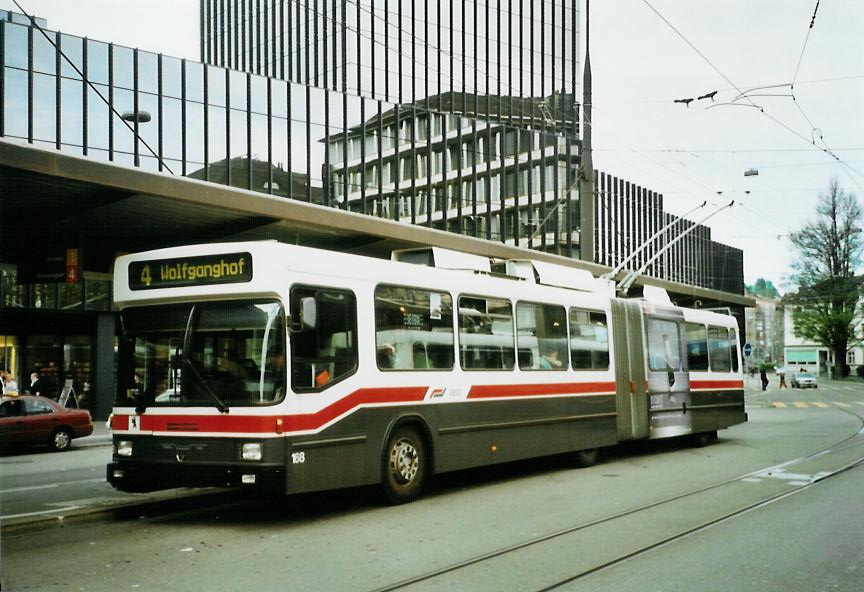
[743,343,753,357]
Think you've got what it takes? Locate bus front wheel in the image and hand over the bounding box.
[382,426,428,504]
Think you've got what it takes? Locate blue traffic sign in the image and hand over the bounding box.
[743,342,752,357]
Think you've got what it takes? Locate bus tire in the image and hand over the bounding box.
[382,426,427,504]
[690,431,716,448]
[575,448,599,467]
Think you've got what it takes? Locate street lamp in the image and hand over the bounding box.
[121,110,151,123]
[120,111,152,166]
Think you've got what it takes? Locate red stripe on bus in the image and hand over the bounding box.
[690,380,744,390]
[282,386,428,431]
[111,386,429,434]
[467,382,616,399]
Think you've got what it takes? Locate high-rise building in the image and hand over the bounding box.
[199,0,585,256]
[0,5,748,417]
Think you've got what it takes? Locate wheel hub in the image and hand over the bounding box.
[54,431,70,449]
[389,439,419,483]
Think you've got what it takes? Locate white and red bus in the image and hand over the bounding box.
[107,241,746,502]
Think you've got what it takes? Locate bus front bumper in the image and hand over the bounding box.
[107,460,285,493]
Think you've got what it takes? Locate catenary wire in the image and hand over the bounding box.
[640,0,864,195]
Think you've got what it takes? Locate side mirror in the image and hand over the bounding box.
[299,297,317,330]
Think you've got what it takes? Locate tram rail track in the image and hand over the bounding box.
[369,405,864,592]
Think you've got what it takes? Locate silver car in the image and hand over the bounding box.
[791,372,818,388]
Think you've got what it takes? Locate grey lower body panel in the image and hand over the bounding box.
[287,395,619,494]
[648,389,746,439]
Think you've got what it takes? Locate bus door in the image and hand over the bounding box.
[611,299,648,441]
[644,314,691,439]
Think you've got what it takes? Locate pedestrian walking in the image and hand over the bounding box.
[760,368,769,391]
[778,372,787,389]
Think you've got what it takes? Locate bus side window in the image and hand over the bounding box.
[374,285,454,371]
[289,286,358,392]
[685,323,709,371]
[569,309,610,370]
[458,296,515,371]
[516,302,567,371]
[729,328,740,372]
[708,326,732,372]
[646,318,681,371]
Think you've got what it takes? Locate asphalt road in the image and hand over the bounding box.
[2,378,864,591]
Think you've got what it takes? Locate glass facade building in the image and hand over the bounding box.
[0,7,745,282]
[0,7,746,413]
[201,0,584,253]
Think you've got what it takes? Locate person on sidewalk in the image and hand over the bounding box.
[1,370,18,394]
[760,368,769,391]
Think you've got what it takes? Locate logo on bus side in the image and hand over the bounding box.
[427,387,459,400]
[128,253,253,290]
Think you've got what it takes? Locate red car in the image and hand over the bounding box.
[0,395,94,452]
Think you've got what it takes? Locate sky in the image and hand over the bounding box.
[7,0,864,293]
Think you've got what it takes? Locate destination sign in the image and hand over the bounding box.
[129,252,253,290]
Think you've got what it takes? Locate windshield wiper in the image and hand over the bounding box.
[183,357,230,414]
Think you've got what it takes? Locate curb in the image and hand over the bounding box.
[1,488,232,534]
[74,437,113,449]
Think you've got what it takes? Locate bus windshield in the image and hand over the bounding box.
[116,300,286,408]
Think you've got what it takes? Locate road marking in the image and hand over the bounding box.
[793,402,809,408]
[812,402,830,408]
[1,506,85,520]
[832,401,852,408]
[755,469,831,485]
[770,401,787,408]
[0,478,104,494]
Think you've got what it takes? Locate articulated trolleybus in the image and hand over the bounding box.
[108,241,746,503]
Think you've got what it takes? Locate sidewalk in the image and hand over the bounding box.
[76,421,112,448]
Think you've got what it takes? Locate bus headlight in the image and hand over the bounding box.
[241,443,263,461]
[116,440,133,457]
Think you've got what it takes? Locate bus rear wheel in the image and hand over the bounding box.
[690,431,717,447]
[382,426,428,504]
[575,448,599,467]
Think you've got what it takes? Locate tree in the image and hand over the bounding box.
[746,278,780,299]
[788,179,864,378]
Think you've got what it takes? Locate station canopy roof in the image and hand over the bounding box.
[0,140,754,308]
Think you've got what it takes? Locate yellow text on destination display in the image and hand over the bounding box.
[128,252,253,290]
